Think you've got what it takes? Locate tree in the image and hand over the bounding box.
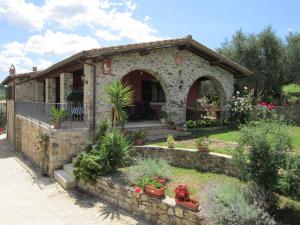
[105,80,133,129]
[218,26,284,100]
[283,32,300,84]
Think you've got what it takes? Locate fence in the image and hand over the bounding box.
[15,101,90,129]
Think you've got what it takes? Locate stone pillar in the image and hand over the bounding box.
[45,78,56,103]
[35,81,45,102]
[60,73,73,104]
[83,62,94,128]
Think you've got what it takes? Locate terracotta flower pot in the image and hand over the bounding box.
[134,138,144,146]
[168,143,175,148]
[175,198,199,211]
[197,145,209,152]
[145,185,166,198]
[52,121,61,129]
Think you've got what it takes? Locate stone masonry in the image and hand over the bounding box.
[83,47,235,124]
[45,78,56,103]
[60,72,73,104]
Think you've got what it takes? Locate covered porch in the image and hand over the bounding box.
[121,70,166,123]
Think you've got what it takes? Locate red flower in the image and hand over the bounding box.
[267,103,276,110]
[179,191,185,197]
[134,187,141,193]
[159,179,165,185]
[259,102,267,107]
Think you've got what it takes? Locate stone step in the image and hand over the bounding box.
[63,163,74,177]
[54,169,76,190]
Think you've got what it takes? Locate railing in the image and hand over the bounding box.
[15,101,90,129]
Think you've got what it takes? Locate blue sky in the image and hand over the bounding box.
[0,0,299,82]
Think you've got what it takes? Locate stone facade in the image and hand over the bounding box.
[60,73,73,104]
[15,79,36,102]
[45,78,56,103]
[78,176,205,225]
[15,115,89,175]
[35,81,44,102]
[133,146,236,176]
[83,47,235,124]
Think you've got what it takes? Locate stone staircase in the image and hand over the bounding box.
[54,157,76,190]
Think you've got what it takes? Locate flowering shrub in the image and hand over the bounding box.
[251,101,281,122]
[0,127,4,134]
[227,88,254,128]
[134,186,141,193]
[136,176,166,190]
[174,184,191,202]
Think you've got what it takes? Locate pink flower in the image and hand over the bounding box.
[268,103,276,110]
[179,191,185,197]
[134,187,141,193]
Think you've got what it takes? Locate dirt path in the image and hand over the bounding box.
[0,135,149,225]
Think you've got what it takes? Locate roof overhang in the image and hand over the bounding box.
[3,36,253,84]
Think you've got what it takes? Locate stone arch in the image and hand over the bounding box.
[118,68,170,104]
[184,75,228,120]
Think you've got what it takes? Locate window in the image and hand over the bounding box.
[142,80,165,102]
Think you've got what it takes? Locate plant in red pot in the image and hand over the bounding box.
[134,130,146,145]
[174,184,199,211]
[50,107,67,129]
[195,137,210,152]
[137,176,166,199]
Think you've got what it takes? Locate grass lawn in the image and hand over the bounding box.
[283,84,300,94]
[119,165,300,225]
[149,126,300,156]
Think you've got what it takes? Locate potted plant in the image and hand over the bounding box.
[195,137,210,152]
[167,135,175,148]
[0,127,4,135]
[174,184,199,211]
[140,176,166,199]
[50,107,67,129]
[134,130,146,145]
[159,110,168,124]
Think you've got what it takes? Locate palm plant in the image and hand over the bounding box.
[105,80,133,129]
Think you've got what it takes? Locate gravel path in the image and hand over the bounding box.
[0,135,149,225]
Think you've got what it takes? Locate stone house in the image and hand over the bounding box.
[1,36,251,175]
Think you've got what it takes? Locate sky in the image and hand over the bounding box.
[0,0,299,82]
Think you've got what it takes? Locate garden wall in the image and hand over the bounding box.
[133,146,236,176]
[78,176,205,225]
[15,115,89,175]
[276,104,300,125]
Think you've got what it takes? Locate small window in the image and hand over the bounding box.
[142,81,165,102]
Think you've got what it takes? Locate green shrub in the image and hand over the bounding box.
[234,120,292,198]
[203,183,275,225]
[74,131,132,184]
[73,151,102,184]
[277,155,300,200]
[96,131,132,175]
[186,118,222,129]
[228,89,254,128]
[0,111,6,128]
[128,158,170,185]
[95,120,109,143]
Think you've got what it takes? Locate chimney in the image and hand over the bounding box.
[9,65,16,75]
[32,66,37,72]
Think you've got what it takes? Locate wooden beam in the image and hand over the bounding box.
[139,49,151,56]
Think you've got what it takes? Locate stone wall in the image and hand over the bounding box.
[6,100,14,144]
[45,78,56,103]
[276,104,300,125]
[78,176,205,225]
[48,128,89,174]
[83,47,235,124]
[133,146,236,176]
[15,115,89,175]
[15,79,37,102]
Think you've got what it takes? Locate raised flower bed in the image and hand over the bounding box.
[174,184,199,211]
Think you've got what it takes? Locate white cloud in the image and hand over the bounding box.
[0,30,100,77]
[96,30,121,41]
[0,0,162,42]
[0,0,44,30]
[25,30,100,55]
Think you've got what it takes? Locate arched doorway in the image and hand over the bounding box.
[121,70,166,122]
[186,77,225,121]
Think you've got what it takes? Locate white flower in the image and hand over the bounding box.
[244,87,248,90]
[236,91,240,94]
